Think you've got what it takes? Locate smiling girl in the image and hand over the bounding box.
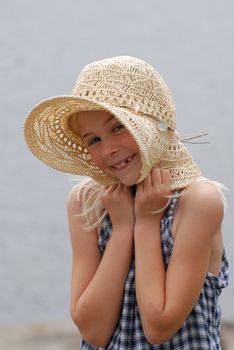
[24,56,229,349]
[69,110,142,185]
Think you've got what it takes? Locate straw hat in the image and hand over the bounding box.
[24,56,202,189]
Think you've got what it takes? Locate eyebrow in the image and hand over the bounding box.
[81,115,115,140]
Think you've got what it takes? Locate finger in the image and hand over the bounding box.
[161,169,171,187]
[123,184,130,193]
[136,181,143,194]
[142,173,152,191]
[104,185,111,192]
[151,167,162,186]
[108,184,118,192]
[117,182,124,192]
[124,185,133,197]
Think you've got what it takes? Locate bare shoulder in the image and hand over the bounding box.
[175,180,224,236]
[67,183,84,214]
[67,180,96,220]
[183,180,224,214]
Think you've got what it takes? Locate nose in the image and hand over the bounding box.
[101,138,119,158]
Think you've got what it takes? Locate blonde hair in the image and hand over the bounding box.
[72,178,107,231]
[71,176,228,232]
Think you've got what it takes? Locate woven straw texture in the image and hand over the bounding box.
[24,56,201,189]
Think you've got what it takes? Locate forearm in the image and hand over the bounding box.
[134,218,167,340]
[76,226,133,345]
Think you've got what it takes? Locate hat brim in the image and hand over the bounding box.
[24,95,201,188]
[24,95,149,183]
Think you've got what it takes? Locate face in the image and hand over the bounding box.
[73,110,142,186]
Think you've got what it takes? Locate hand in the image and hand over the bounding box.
[101,183,135,230]
[134,168,172,223]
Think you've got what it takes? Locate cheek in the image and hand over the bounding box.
[89,149,107,172]
[121,132,139,152]
[132,140,139,153]
[89,149,100,165]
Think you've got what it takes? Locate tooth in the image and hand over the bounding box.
[113,155,134,170]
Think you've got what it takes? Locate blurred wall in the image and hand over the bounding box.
[0,0,233,324]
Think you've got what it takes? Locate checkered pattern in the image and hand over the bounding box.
[80,196,229,349]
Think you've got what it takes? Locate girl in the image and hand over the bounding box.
[24,56,229,349]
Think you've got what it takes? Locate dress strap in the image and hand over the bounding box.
[166,190,181,218]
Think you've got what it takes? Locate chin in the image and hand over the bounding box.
[104,166,141,187]
[117,176,140,186]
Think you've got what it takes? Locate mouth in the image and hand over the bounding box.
[110,154,136,171]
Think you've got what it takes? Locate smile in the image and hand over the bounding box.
[111,154,136,171]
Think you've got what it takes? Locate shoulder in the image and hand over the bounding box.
[175,180,224,235]
[67,183,83,213]
[183,180,224,214]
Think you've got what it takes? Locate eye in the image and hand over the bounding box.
[88,136,101,146]
[113,123,125,133]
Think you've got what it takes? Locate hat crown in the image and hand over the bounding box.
[72,56,176,130]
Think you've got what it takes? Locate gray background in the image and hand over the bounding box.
[0,0,233,325]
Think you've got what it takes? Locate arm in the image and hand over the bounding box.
[68,183,134,347]
[134,172,224,344]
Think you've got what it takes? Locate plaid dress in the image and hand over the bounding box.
[80,195,229,349]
